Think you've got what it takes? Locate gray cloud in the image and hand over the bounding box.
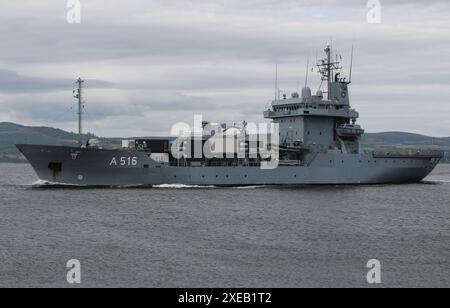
[0,0,450,137]
[0,90,215,121]
[1,0,448,65]
[0,69,114,93]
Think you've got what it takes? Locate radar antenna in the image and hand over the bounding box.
[316,43,342,100]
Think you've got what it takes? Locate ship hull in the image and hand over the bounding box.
[17,144,441,187]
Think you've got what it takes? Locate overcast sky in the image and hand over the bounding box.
[0,0,449,137]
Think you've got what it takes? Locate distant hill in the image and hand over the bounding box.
[363,132,450,163]
[0,122,449,163]
[363,132,450,147]
[0,122,98,162]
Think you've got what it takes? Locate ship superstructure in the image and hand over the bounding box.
[264,43,363,165]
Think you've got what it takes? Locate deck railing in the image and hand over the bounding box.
[372,149,444,158]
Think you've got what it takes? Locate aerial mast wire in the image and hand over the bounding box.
[349,43,354,84]
[275,64,278,101]
[305,56,310,88]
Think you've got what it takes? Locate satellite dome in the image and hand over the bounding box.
[301,87,312,99]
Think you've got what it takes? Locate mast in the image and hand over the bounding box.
[325,43,332,100]
[74,78,85,146]
[316,43,343,100]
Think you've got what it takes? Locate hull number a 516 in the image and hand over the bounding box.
[110,157,138,166]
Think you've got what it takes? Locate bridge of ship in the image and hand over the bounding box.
[264,98,359,120]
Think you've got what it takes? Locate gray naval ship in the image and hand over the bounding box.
[17,44,443,186]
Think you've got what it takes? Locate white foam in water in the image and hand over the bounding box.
[31,180,83,187]
[152,184,216,189]
[32,180,51,186]
[428,180,450,184]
